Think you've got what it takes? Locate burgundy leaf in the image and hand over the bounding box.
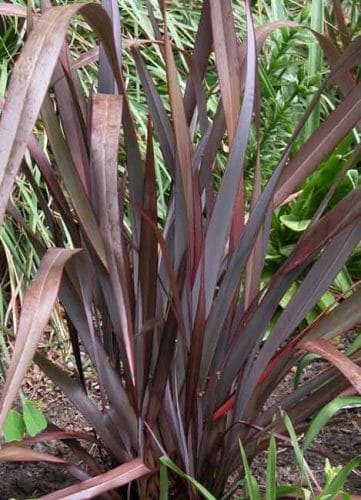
[40,459,150,500]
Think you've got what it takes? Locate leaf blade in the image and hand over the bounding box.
[40,459,150,500]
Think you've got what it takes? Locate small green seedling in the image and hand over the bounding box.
[3,396,47,442]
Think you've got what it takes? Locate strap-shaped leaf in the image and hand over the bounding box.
[198,0,257,379]
[35,353,130,462]
[196,0,257,318]
[162,4,195,265]
[99,0,122,93]
[303,396,361,451]
[0,4,27,16]
[90,94,135,382]
[209,0,240,140]
[0,445,67,464]
[303,339,361,394]
[40,459,150,500]
[41,95,107,267]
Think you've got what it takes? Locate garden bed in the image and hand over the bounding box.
[1,363,361,499]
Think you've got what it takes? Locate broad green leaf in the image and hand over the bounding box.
[3,409,25,442]
[317,290,336,311]
[303,397,361,451]
[22,399,47,437]
[280,214,311,232]
[279,244,295,257]
[279,283,298,309]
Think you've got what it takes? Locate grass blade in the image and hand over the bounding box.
[159,461,169,500]
[266,433,277,500]
[303,397,361,451]
[239,440,261,500]
[159,456,217,500]
[284,413,313,493]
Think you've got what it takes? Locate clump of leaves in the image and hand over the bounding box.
[0,1,361,498]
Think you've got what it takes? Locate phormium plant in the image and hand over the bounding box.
[0,0,361,498]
